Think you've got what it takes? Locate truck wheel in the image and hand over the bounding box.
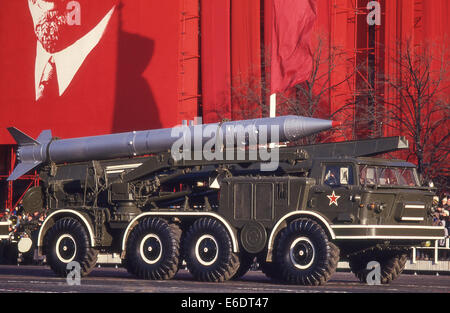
[1,243,18,265]
[349,251,408,284]
[183,217,239,282]
[125,217,181,280]
[44,218,98,277]
[273,218,339,285]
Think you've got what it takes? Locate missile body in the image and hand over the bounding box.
[7,115,338,181]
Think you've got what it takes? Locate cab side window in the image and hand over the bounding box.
[359,166,377,185]
[323,165,354,187]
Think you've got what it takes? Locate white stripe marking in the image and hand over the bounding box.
[401,217,424,221]
[404,205,425,209]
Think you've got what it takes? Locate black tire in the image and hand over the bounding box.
[232,251,255,280]
[44,218,98,277]
[183,217,240,282]
[125,217,181,280]
[0,242,4,264]
[273,218,339,285]
[21,250,35,265]
[349,250,408,284]
[0,243,18,265]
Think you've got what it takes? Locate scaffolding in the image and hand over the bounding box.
[329,0,385,139]
[0,146,39,212]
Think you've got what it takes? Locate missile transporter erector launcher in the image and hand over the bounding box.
[6,116,445,285]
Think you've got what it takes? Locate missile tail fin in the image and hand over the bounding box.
[7,161,41,181]
[7,127,39,146]
[6,128,48,181]
[37,129,52,143]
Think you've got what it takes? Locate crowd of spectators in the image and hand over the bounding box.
[413,194,450,261]
[0,205,47,265]
[431,195,450,242]
[1,206,46,235]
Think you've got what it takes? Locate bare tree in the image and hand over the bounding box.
[381,41,450,185]
[227,36,358,136]
[277,36,358,144]
[230,62,267,120]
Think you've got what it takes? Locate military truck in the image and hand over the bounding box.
[5,119,445,285]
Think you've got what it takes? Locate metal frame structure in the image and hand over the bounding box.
[0,146,39,212]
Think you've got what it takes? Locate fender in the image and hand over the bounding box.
[121,211,239,255]
[37,209,96,249]
[266,211,336,262]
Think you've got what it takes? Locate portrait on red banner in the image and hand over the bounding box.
[29,0,116,102]
[0,0,187,143]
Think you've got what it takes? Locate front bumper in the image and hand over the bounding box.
[331,224,446,240]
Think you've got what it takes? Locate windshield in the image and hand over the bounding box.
[359,166,419,187]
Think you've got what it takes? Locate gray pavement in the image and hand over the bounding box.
[0,265,448,293]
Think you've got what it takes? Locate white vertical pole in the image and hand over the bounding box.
[269,93,277,149]
[270,93,277,118]
[434,240,439,265]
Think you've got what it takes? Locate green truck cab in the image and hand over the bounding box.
[215,140,444,285]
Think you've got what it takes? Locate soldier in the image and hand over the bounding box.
[431,196,441,224]
[324,167,339,186]
[444,210,450,236]
[442,197,448,210]
[1,208,10,222]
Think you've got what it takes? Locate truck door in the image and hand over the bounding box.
[313,163,359,224]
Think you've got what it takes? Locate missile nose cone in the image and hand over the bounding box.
[283,115,336,141]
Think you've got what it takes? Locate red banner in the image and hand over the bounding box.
[201,0,231,123]
[231,0,262,120]
[270,0,317,94]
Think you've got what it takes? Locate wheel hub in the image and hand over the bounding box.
[56,234,77,263]
[195,235,218,266]
[140,234,163,265]
[289,237,315,270]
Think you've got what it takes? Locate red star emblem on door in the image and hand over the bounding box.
[327,190,341,206]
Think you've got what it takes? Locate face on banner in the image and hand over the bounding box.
[0,0,188,143]
[28,0,117,53]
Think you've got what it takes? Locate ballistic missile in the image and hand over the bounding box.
[6,115,339,181]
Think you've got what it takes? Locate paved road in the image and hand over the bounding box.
[0,265,448,293]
